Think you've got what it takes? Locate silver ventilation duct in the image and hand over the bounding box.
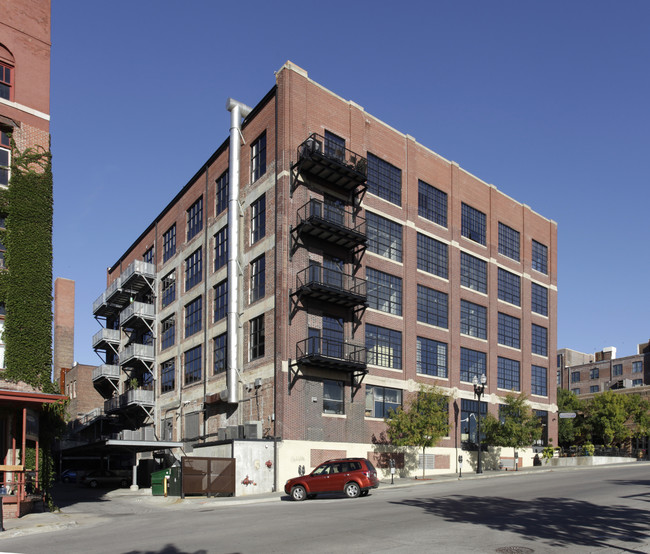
[225,98,252,404]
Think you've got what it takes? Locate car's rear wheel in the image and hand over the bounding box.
[89,480,98,488]
[291,485,307,501]
[344,481,360,498]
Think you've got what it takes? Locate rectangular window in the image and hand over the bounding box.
[161,359,175,394]
[0,130,10,187]
[417,337,448,378]
[366,323,402,369]
[367,268,402,316]
[571,388,580,395]
[531,283,548,316]
[0,63,12,101]
[460,348,487,383]
[213,333,226,375]
[613,363,623,376]
[461,203,486,245]
[324,130,346,161]
[590,368,599,379]
[143,246,154,265]
[633,361,643,373]
[187,197,203,241]
[185,296,202,338]
[184,345,202,385]
[214,226,227,271]
[250,315,265,360]
[214,280,227,322]
[460,252,487,293]
[250,255,266,303]
[498,357,520,391]
[251,194,266,244]
[251,132,267,182]
[365,385,402,418]
[633,379,643,387]
[185,247,202,291]
[531,365,547,396]
[163,224,176,263]
[216,170,229,215]
[323,379,344,415]
[498,268,520,306]
[532,240,548,274]
[498,223,520,261]
[418,180,447,227]
[460,300,487,339]
[161,271,176,308]
[571,371,581,383]
[590,385,600,393]
[417,233,448,279]
[417,284,448,328]
[498,313,520,349]
[532,324,548,356]
[366,212,402,262]
[161,316,175,350]
[367,153,401,206]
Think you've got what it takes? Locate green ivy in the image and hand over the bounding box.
[0,140,54,393]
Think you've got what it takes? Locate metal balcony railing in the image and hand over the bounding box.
[104,396,121,414]
[296,337,367,372]
[92,328,121,349]
[295,263,366,307]
[121,260,155,288]
[119,343,155,365]
[121,389,155,408]
[119,301,155,327]
[296,133,367,191]
[92,364,121,382]
[294,198,366,250]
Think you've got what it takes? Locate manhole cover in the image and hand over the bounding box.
[496,548,534,554]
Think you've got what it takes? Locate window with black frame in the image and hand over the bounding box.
[460,398,487,451]
[365,385,402,418]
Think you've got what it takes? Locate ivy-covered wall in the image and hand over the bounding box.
[0,141,54,393]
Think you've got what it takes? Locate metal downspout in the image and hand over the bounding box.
[226,98,252,405]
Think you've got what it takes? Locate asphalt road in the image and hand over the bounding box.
[2,463,649,554]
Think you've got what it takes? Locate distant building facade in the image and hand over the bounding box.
[558,344,650,397]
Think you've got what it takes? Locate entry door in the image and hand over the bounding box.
[323,315,344,359]
[324,195,345,226]
[323,256,344,290]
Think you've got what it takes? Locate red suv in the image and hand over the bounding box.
[285,458,379,501]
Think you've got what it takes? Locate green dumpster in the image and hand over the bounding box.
[167,466,181,496]
[151,468,171,496]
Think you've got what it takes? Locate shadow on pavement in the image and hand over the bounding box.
[124,547,207,554]
[390,493,650,551]
[48,482,118,509]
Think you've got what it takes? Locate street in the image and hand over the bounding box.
[1,463,649,554]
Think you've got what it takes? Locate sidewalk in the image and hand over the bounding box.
[0,462,642,539]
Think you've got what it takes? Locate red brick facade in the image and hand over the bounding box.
[94,62,557,478]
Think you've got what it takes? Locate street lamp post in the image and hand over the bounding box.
[472,374,487,474]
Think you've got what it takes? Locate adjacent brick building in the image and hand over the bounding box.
[558,344,650,397]
[91,61,558,487]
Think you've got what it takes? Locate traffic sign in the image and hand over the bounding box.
[559,412,576,419]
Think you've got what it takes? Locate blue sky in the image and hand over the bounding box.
[51,1,650,364]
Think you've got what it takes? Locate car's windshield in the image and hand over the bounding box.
[312,464,330,475]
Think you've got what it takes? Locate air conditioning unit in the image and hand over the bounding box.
[217,428,226,441]
[225,425,240,440]
[244,421,262,439]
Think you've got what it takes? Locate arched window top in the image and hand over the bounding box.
[0,44,14,102]
[0,44,14,66]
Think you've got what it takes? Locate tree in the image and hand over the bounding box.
[482,393,542,451]
[557,388,587,448]
[585,390,644,447]
[627,394,650,440]
[384,385,449,479]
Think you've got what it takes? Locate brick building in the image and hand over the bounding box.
[91,61,557,489]
[0,0,66,518]
[558,344,650,397]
